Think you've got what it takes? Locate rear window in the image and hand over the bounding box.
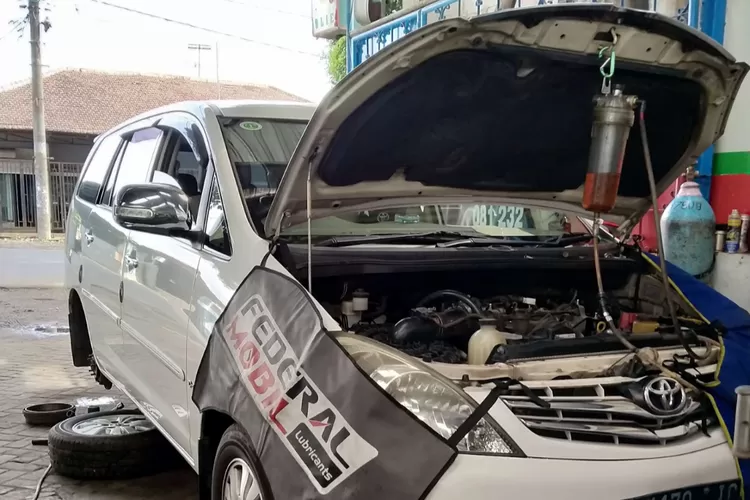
[77,134,121,203]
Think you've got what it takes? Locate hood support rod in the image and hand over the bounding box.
[306,155,314,294]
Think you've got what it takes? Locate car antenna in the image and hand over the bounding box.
[305,150,317,294]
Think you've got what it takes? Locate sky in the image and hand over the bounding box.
[0,0,333,102]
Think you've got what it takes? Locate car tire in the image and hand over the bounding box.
[48,409,177,479]
[211,424,270,500]
[23,403,75,427]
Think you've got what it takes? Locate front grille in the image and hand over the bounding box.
[501,381,713,446]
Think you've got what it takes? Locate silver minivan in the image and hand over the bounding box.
[61,5,748,500]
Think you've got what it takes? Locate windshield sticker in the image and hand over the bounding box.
[394,214,420,224]
[239,121,263,131]
[459,205,525,228]
[223,294,378,494]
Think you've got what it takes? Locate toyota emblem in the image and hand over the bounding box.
[643,376,688,416]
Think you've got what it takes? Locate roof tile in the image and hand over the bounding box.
[0,69,307,135]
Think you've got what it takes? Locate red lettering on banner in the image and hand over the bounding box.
[228,317,248,350]
[261,388,281,411]
[248,363,274,395]
[239,341,261,370]
[269,398,288,434]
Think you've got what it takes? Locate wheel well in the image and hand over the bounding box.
[68,290,93,367]
[198,410,235,500]
[68,289,83,317]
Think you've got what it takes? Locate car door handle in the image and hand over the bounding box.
[84,230,94,245]
[125,256,138,270]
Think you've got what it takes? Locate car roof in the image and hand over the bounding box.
[210,100,316,120]
[95,100,315,142]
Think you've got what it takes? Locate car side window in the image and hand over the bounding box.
[102,127,162,206]
[204,177,231,256]
[77,134,121,203]
[151,129,205,226]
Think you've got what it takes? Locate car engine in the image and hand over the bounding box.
[309,258,702,367]
[334,288,601,365]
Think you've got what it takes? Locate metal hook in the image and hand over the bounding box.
[610,27,619,46]
[599,46,616,78]
[597,29,619,94]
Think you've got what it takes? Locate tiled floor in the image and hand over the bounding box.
[0,288,198,499]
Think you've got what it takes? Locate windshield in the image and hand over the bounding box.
[282,204,588,241]
[219,118,587,241]
[220,116,306,213]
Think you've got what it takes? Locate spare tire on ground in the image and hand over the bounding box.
[48,409,179,479]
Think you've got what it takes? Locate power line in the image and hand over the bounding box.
[0,19,27,42]
[89,0,320,56]
[216,0,310,20]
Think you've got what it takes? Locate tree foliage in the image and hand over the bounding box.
[325,0,403,84]
[326,36,347,84]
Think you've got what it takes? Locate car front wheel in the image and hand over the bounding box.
[212,424,268,500]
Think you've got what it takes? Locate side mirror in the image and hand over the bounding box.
[113,183,192,234]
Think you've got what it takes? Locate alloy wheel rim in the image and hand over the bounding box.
[222,458,262,500]
[71,414,154,436]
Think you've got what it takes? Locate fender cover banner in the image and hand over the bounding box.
[192,267,457,499]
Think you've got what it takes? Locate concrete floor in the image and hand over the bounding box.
[0,239,65,288]
[0,288,198,499]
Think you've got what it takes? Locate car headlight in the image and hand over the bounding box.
[337,334,519,455]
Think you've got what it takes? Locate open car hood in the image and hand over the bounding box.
[265,4,747,238]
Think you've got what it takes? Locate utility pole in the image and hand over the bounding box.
[187,43,212,78]
[29,0,51,240]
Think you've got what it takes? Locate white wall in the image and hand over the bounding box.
[710,253,750,313]
[0,134,92,164]
[715,0,750,155]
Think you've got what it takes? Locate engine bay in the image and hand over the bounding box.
[312,258,707,367]
[348,290,597,364]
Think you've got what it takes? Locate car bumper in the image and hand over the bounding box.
[427,443,739,500]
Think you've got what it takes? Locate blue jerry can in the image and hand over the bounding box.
[661,181,716,276]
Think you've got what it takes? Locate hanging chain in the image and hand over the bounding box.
[598,28,619,95]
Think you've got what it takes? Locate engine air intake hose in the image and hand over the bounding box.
[416,290,481,314]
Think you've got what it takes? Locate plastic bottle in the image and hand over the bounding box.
[467,319,509,365]
[726,209,741,254]
[740,214,750,253]
[661,180,716,276]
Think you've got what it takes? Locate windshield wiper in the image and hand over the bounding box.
[436,233,593,248]
[314,232,593,248]
[313,231,479,247]
[539,233,594,246]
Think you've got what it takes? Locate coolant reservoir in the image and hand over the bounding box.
[468,319,508,365]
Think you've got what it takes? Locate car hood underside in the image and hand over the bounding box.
[265,4,747,237]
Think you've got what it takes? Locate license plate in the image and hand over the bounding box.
[627,480,741,500]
